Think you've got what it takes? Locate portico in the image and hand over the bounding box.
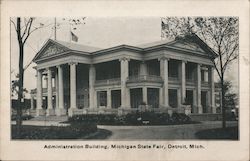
[31,34,217,116]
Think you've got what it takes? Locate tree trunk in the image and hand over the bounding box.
[16,17,24,138]
[221,75,226,129]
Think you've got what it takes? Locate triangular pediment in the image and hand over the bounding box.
[33,40,69,61]
[169,41,206,53]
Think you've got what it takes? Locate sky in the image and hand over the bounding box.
[11,17,238,98]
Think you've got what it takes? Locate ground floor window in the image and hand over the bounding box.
[111,90,121,108]
[130,88,142,108]
[186,90,194,112]
[147,88,159,108]
[169,89,178,108]
[77,94,84,109]
[201,91,208,113]
[97,91,107,107]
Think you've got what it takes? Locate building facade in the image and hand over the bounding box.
[30,34,217,116]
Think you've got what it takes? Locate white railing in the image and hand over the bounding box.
[95,78,121,86]
[127,75,163,83]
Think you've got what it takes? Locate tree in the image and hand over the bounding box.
[11,17,44,137]
[11,17,86,137]
[223,80,238,111]
[161,17,239,128]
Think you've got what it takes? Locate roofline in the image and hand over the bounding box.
[185,34,218,58]
[91,45,143,55]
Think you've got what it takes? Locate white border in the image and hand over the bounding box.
[1,1,249,160]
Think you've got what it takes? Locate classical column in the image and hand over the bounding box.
[197,64,202,113]
[142,87,147,104]
[210,66,216,113]
[89,64,96,108]
[36,69,43,116]
[159,57,169,107]
[46,68,54,115]
[55,69,59,109]
[56,65,66,116]
[107,89,112,109]
[181,61,186,103]
[68,62,77,116]
[120,57,130,108]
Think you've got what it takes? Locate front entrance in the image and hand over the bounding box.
[130,88,143,108]
[111,90,121,108]
[169,89,178,108]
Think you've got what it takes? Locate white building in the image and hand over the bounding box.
[30,34,217,116]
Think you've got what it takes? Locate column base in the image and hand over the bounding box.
[55,108,67,116]
[36,109,45,116]
[198,105,203,114]
[46,109,55,116]
[211,106,217,114]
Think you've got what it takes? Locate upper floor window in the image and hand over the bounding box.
[168,60,179,78]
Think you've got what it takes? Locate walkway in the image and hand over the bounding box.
[96,121,238,140]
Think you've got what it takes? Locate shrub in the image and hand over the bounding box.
[11,114,33,121]
[67,112,192,126]
[69,114,116,125]
[171,113,191,124]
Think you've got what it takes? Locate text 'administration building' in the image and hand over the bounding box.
[30,34,218,116]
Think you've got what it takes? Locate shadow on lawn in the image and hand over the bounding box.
[195,126,238,140]
[84,128,112,139]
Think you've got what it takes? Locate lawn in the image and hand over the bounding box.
[195,126,238,140]
[12,123,97,139]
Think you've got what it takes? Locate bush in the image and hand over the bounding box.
[69,114,116,125]
[11,114,33,121]
[68,112,193,126]
[171,113,191,124]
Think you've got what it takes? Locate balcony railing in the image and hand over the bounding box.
[30,87,56,94]
[201,81,209,87]
[127,75,163,83]
[95,78,121,86]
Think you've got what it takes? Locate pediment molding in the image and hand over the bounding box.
[169,41,205,53]
[33,40,70,62]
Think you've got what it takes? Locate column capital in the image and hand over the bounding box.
[45,67,52,71]
[158,56,170,61]
[182,60,187,64]
[68,62,78,66]
[119,57,130,62]
[89,64,95,67]
[56,64,63,68]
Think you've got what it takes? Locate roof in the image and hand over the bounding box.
[54,40,101,52]
[135,39,173,48]
[33,34,217,62]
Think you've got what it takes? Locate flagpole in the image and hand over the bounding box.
[161,17,163,41]
[69,21,71,43]
[54,17,57,40]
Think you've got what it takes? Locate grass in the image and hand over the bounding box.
[195,126,238,140]
[12,123,97,139]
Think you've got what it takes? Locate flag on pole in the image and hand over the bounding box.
[71,31,78,42]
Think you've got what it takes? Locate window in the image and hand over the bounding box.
[97,91,107,107]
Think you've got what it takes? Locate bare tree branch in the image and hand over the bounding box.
[10,19,17,32]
